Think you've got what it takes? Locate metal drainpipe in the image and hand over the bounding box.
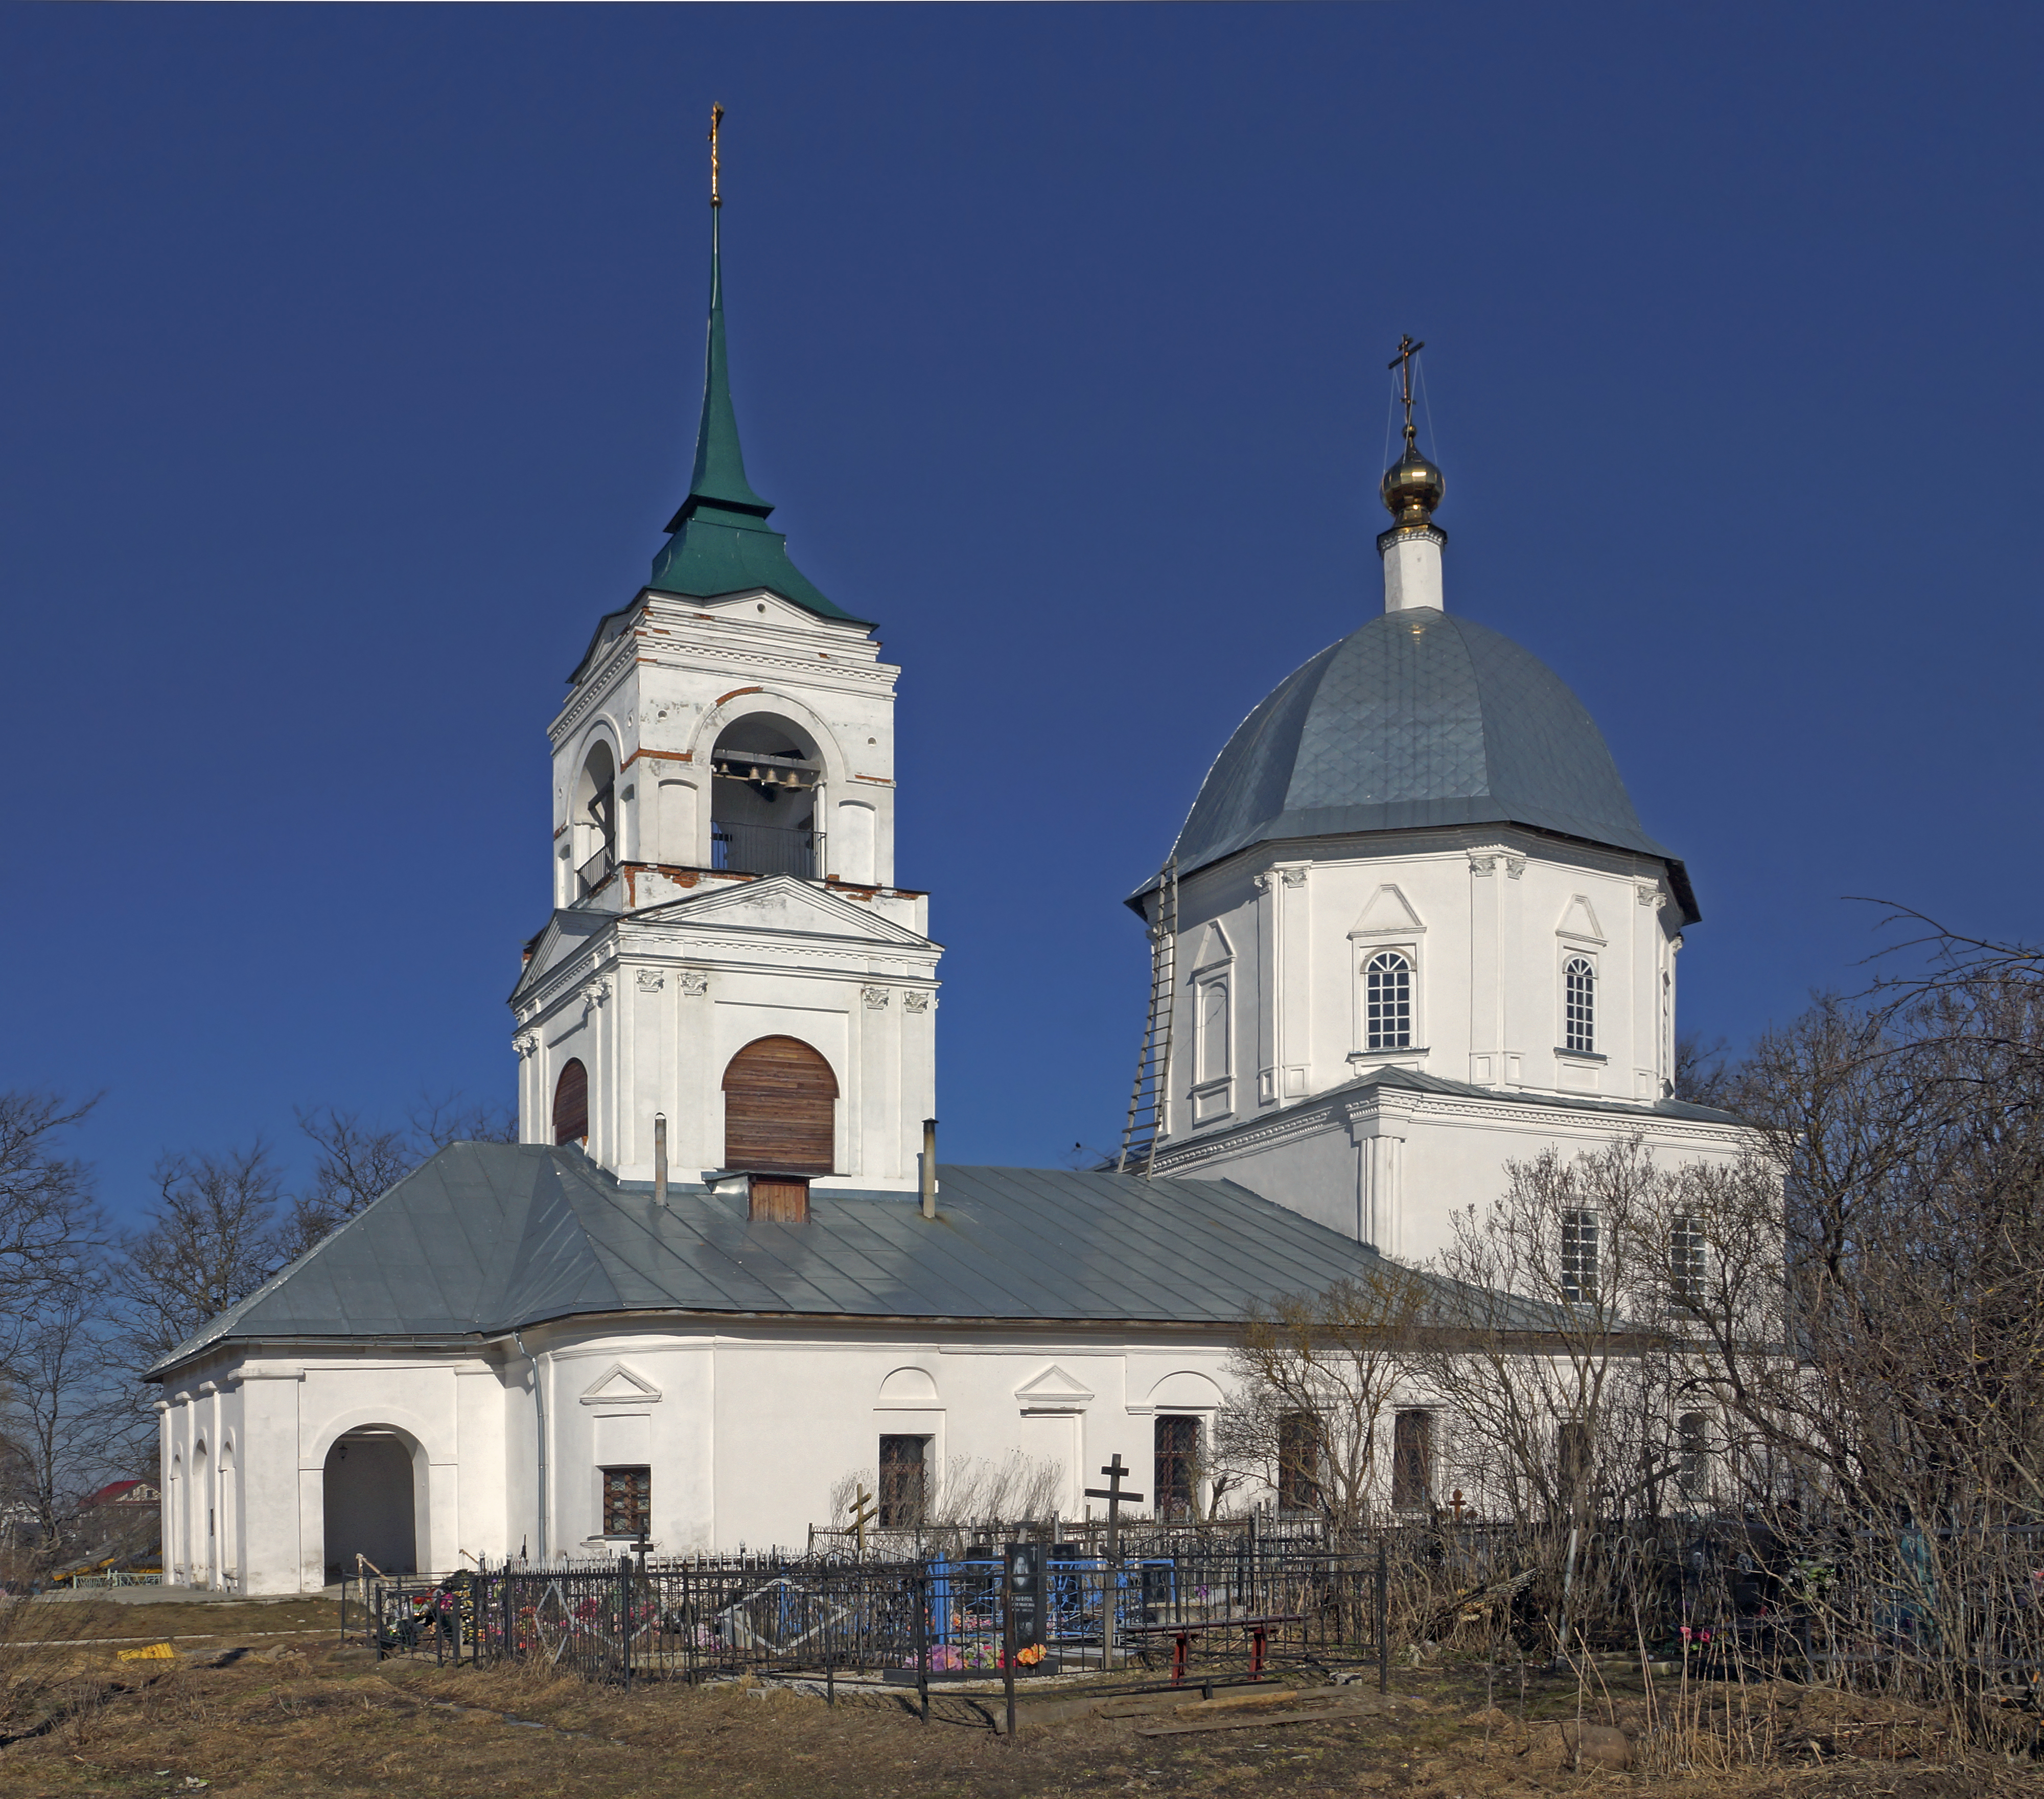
[920,1119,938,1219]
[513,1330,547,1561]
[654,1113,668,1206]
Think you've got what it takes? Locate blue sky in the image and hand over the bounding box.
[4,4,2040,1217]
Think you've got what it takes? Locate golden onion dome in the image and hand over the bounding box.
[1380,437,1445,531]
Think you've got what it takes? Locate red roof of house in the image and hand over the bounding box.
[83,1480,156,1507]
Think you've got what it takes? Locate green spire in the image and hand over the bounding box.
[664,209,772,528]
[649,123,868,626]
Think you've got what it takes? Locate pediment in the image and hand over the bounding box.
[635,875,931,948]
[1557,894,1606,944]
[1014,1363,1095,1410]
[1349,884,1426,938]
[509,910,614,1007]
[1189,920,1234,973]
[578,1361,663,1406]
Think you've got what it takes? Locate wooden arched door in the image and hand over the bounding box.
[721,1036,838,1174]
[553,1059,589,1145]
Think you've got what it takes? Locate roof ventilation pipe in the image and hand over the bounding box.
[920,1119,939,1220]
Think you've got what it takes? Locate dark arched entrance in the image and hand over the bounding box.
[721,1036,837,1174]
[322,1432,419,1581]
[553,1058,589,1145]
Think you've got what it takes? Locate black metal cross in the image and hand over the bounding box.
[1084,1452,1145,1565]
[1387,334,1426,452]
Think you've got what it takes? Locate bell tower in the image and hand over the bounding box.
[510,112,940,1195]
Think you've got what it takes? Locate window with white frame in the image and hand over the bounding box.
[1561,1208,1600,1304]
[1564,956,1596,1053]
[1365,952,1412,1050]
[1669,1214,1706,1307]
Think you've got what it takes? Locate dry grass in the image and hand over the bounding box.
[0,1621,2029,1799]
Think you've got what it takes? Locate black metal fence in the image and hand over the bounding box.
[353,1514,2044,1719]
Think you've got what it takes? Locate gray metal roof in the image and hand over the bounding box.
[148,1149,1433,1376]
[1153,610,1697,920]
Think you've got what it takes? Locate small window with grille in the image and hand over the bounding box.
[1677,1412,1710,1498]
[1391,1410,1434,1510]
[877,1435,928,1528]
[1670,1215,1707,1307]
[1276,1411,1321,1514]
[600,1465,650,1538]
[1561,1209,1600,1304]
[1365,952,1412,1050]
[1564,957,1596,1053]
[1154,1415,1200,1521]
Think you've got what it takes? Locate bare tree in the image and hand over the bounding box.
[1215,1260,1433,1528]
[112,1143,287,1365]
[1424,1137,1678,1524]
[0,1092,105,1307]
[283,1093,515,1260]
[0,1279,131,1561]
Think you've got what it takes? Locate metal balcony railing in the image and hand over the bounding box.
[712,822,822,879]
[576,845,615,897]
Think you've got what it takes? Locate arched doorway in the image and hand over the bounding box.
[553,1058,589,1145]
[722,1036,837,1174]
[322,1431,419,1581]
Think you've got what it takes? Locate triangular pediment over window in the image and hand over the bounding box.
[1349,884,1426,938]
[1013,1364,1095,1410]
[1557,894,1606,944]
[579,1362,663,1406]
[1190,921,1234,973]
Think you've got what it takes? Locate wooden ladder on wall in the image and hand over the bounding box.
[1117,857,1179,1175]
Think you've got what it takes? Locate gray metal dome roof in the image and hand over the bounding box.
[1159,609,1697,919]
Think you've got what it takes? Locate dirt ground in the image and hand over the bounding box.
[0,1601,2032,1799]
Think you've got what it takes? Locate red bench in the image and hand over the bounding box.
[1121,1612,1306,1685]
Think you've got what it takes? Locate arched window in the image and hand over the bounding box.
[1365,952,1412,1050]
[1564,956,1595,1053]
[573,742,617,898]
[552,1059,589,1146]
[721,1036,838,1174]
[710,717,823,878]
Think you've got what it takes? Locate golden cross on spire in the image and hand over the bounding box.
[1387,333,1425,452]
[710,102,725,210]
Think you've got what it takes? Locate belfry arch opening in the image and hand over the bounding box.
[322,1429,420,1582]
[573,740,617,898]
[710,716,821,878]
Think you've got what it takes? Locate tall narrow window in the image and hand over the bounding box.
[1564,957,1596,1053]
[1677,1412,1710,1499]
[877,1435,928,1528]
[600,1466,651,1538]
[1276,1411,1321,1514]
[1561,1209,1600,1304]
[552,1059,589,1146]
[1391,1410,1434,1510]
[1366,952,1412,1050]
[1153,1416,1199,1521]
[1669,1215,1706,1307]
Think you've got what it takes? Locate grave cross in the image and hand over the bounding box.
[1083,1453,1144,1566]
[847,1482,878,1553]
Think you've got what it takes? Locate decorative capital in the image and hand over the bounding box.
[903,989,932,1014]
[513,1031,539,1060]
[679,969,709,997]
[861,985,891,1010]
[1279,866,1308,888]
[582,976,612,1009]
[1468,850,1498,877]
[635,968,665,993]
[1636,880,1666,909]
[1253,870,1275,894]
[1503,852,1526,880]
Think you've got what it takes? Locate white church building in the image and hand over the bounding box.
[150,204,1751,1595]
